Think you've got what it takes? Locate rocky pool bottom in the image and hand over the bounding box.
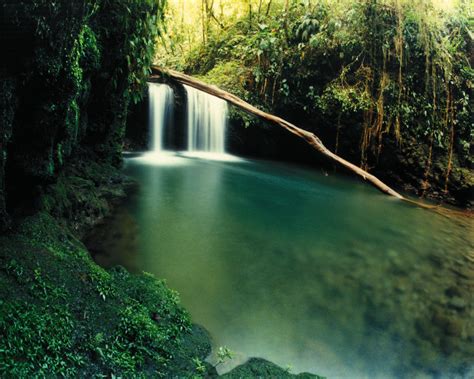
[0,158,320,378]
[85,152,473,378]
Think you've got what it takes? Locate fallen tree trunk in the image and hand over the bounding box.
[151,65,405,200]
[149,67,473,216]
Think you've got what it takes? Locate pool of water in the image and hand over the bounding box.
[86,152,473,378]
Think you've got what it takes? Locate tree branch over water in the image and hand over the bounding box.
[151,66,403,197]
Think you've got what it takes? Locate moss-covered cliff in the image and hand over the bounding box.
[0,0,163,230]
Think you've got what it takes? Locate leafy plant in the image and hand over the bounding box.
[215,346,234,368]
[192,357,207,374]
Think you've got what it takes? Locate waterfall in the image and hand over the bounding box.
[148,83,174,152]
[185,85,228,153]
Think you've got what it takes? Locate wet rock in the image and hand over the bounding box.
[169,324,217,377]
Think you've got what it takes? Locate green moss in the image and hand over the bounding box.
[37,154,135,235]
[221,358,324,379]
[79,24,101,73]
[0,212,212,377]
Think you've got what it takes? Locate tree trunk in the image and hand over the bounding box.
[149,66,472,216]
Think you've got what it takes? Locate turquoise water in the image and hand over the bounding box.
[87,152,473,378]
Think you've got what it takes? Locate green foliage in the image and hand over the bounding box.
[164,0,473,204]
[193,357,207,374]
[3,1,95,181]
[0,302,83,377]
[79,24,101,74]
[215,346,234,367]
[85,0,166,164]
[0,212,200,377]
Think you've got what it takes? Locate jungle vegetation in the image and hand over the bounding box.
[1,0,166,230]
[0,0,472,377]
[158,0,473,206]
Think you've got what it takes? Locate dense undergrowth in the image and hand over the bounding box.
[159,0,473,206]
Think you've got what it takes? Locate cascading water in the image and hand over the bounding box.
[185,84,228,153]
[148,83,174,152]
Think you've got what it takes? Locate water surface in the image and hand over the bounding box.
[87,152,473,378]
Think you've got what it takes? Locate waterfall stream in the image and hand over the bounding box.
[148,83,174,152]
[185,84,228,153]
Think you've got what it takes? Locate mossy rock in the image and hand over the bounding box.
[221,358,324,379]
